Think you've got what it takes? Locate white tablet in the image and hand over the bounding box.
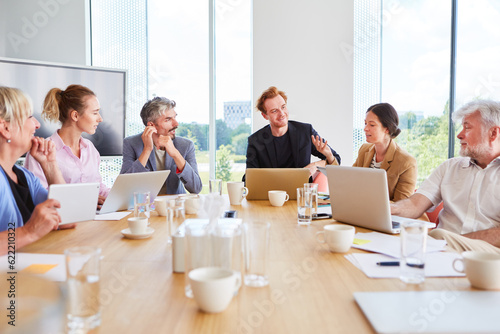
[48,183,100,225]
[98,170,170,214]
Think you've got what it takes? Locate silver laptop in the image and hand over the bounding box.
[99,170,170,214]
[326,165,433,234]
[245,168,310,200]
[48,183,100,225]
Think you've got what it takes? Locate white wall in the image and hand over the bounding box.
[0,0,89,65]
[0,5,5,56]
[253,0,354,165]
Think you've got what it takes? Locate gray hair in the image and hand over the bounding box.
[453,99,500,129]
[140,96,176,126]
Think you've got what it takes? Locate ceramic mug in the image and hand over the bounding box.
[268,190,289,207]
[316,224,355,253]
[127,217,149,234]
[453,251,500,290]
[189,267,241,313]
[227,182,248,205]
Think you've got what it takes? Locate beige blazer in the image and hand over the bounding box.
[353,140,417,202]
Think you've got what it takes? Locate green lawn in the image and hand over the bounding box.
[195,150,245,194]
[199,171,245,194]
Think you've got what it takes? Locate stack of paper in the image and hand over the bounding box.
[345,231,463,278]
[346,252,465,278]
[352,232,447,257]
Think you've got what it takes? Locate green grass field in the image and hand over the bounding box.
[198,171,245,194]
[196,150,245,194]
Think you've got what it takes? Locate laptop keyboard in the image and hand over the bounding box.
[391,221,400,229]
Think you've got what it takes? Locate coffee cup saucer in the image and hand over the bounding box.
[121,227,154,239]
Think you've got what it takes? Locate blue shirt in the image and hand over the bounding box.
[0,165,47,232]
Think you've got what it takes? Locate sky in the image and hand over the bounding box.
[148,0,251,124]
[381,0,500,117]
[147,0,500,123]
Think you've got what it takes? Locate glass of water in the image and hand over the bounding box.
[304,183,318,217]
[297,187,312,225]
[400,221,428,284]
[65,246,101,333]
[209,179,222,195]
[133,191,151,219]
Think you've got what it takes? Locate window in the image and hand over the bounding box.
[456,1,500,105]
[92,0,252,193]
[148,1,210,191]
[381,0,452,184]
[354,0,500,185]
[214,0,252,185]
[91,0,148,188]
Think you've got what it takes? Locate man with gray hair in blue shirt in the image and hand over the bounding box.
[121,97,202,195]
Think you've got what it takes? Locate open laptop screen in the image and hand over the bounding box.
[245,168,310,200]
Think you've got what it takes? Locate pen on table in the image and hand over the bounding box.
[376,261,400,266]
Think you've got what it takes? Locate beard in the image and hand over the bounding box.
[460,142,491,161]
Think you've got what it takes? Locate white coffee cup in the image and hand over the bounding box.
[453,251,500,290]
[268,190,289,207]
[127,217,149,234]
[153,198,168,216]
[316,224,355,253]
[227,182,248,205]
[188,267,241,313]
[182,195,201,215]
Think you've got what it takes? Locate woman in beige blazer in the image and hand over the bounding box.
[353,103,417,202]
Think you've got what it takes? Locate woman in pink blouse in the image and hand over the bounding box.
[25,84,109,208]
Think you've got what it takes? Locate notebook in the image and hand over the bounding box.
[325,166,433,234]
[354,291,500,333]
[48,183,100,225]
[98,170,170,214]
[245,168,310,200]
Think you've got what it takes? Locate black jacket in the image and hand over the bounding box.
[245,120,341,169]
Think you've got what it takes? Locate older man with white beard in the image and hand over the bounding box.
[391,100,500,253]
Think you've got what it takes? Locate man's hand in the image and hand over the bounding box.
[137,126,158,167]
[154,134,186,173]
[155,134,177,155]
[311,135,335,164]
[141,125,157,153]
[304,162,319,177]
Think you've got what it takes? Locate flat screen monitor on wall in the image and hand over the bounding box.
[0,57,126,156]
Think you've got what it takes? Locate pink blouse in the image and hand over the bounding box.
[24,131,110,197]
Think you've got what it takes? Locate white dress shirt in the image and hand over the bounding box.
[417,157,500,234]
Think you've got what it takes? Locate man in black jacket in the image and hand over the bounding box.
[246,86,341,176]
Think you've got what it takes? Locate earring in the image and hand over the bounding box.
[6,139,11,143]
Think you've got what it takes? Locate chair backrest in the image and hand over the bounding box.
[313,170,329,193]
[426,201,443,224]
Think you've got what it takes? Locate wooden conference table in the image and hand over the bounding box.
[19,197,470,334]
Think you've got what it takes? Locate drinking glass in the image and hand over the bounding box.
[304,183,318,217]
[209,179,222,195]
[65,246,101,333]
[297,188,312,225]
[133,191,150,219]
[400,221,427,284]
[212,223,243,280]
[166,198,185,244]
[243,221,270,287]
[184,221,212,298]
